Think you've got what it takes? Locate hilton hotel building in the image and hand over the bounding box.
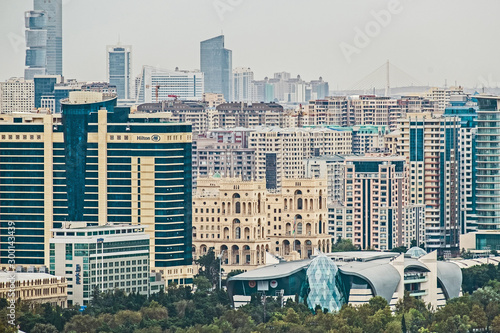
[0,91,193,285]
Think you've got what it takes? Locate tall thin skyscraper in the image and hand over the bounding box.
[233,67,253,102]
[200,35,232,101]
[107,44,132,100]
[33,0,62,75]
[24,10,47,79]
[475,95,500,230]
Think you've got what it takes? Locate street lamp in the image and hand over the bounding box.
[218,250,225,290]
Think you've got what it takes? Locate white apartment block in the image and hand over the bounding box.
[249,127,352,189]
[305,97,349,127]
[304,155,346,205]
[233,67,254,102]
[0,77,35,113]
[335,155,407,251]
[424,86,463,113]
[350,96,401,130]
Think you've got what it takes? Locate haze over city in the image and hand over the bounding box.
[2,0,500,88]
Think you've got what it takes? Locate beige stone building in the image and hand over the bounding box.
[0,272,67,308]
[192,176,331,272]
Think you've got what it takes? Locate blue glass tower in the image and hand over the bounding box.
[107,45,132,100]
[201,35,232,101]
[33,0,62,76]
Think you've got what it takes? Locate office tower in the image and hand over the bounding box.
[192,176,330,268]
[475,95,500,231]
[107,44,132,100]
[249,127,352,189]
[24,10,47,79]
[34,75,62,109]
[50,224,164,306]
[33,0,62,75]
[200,35,232,101]
[136,66,204,103]
[0,78,34,113]
[399,113,460,255]
[443,94,477,234]
[233,67,253,102]
[33,76,82,113]
[0,91,193,285]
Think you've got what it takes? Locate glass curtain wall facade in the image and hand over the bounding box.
[24,10,47,79]
[107,45,132,100]
[200,35,232,101]
[34,0,62,75]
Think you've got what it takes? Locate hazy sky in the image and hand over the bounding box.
[1,0,500,89]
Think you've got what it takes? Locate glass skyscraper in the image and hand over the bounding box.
[200,35,232,101]
[24,10,47,79]
[107,45,132,100]
[33,0,62,76]
[476,95,500,230]
[0,91,193,285]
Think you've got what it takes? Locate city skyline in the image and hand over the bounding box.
[1,0,500,89]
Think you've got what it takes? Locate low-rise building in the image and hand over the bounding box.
[49,224,164,306]
[192,176,331,272]
[227,250,462,310]
[0,271,67,308]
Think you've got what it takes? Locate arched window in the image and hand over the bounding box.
[297,222,303,235]
[319,190,323,209]
[235,227,241,239]
[235,201,241,214]
[297,198,303,210]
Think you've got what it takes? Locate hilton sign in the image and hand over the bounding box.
[136,134,161,142]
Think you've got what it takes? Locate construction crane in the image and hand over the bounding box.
[154,84,179,103]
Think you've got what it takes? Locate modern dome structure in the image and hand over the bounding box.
[227,250,462,311]
[406,247,427,258]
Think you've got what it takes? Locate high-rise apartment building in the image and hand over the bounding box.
[475,95,500,231]
[233,67,253,102]
[424,86,463,113]
[249,127,352,189]
[201,35,232,101]
[107,44,132,100]
[0,92,193,285]
[443,94,477,234]
[399,113,460,255]
[0,77,34,113]
[24,10,47,79]
[136,100,208,135]
[216,102,285,128]
[136,66,204,103]
[33,0,62,76]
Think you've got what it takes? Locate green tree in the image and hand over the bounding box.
[492,314,500,333]
[332,238,359,252]
[195,247,221,288]
[31,323,59,333]
[63,315,101,333]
